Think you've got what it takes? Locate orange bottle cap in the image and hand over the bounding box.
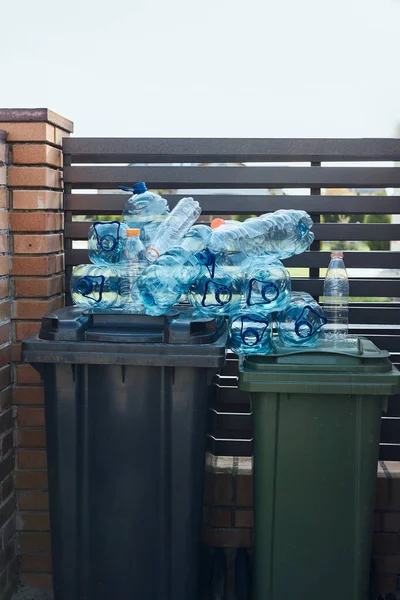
[126,229,140,237]
[211,218,225,229]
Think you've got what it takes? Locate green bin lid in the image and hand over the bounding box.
[239,337,400,396]
[243,337,391,373]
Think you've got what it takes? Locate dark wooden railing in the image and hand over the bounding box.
[63,137,400,460]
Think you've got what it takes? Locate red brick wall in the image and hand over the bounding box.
[0,129,17,600]
[0,108,73,591]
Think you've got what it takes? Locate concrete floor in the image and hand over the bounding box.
[12,587,53,600]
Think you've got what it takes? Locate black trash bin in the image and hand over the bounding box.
[22,306,227,600]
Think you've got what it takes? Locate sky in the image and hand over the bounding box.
[1,0,400,138]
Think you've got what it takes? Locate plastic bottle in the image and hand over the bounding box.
[244,259,291,314]
[146,197,201,261]
[136,225,212,315]
[211,218,240,229]
[122,182,170,246]
[88,221,129,266]
[118,229,148,307]
[188,252,248,317]
[228,312,273,355]
[208,209,314,259]
[71,265,121,309]
[135,265,185,316]
[323,251,349,339]
[276,291,327,347]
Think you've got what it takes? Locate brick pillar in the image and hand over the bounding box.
[0,129,17,600]
[0,108,73,591]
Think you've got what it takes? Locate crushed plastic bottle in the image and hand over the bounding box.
[323,251,349,340]
[122,182,169,246]
[244,259,291,313]
[228,311,273,355]
[136,267,184,316]
[188,251,248,317]
[208,209,314,259]
[88,220,129,266]
[146,197,201,261]
[71,264,121,309]
[136,224,212,315]
[276,291,327,347]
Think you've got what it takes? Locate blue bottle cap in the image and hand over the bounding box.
[133,182,147,194]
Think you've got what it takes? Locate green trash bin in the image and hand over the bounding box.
[239,337,400,600]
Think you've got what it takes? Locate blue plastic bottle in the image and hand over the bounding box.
[244,259,291,314]
[275,291,327,347]
[88,220,129,266]
[135,265,184,316]
[71,265,121,309]
[208,209,314,259]
[136,225,211,315]
[155,224,212,285]
[228,312,273,355]
[122,182,170,246]
[188,252,248,317]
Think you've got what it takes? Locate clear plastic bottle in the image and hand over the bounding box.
[136,264,185,316]
[228,311,273,355]
[208,209,314,259]
[188,252,248,317]
[323,251,349,339]
[276,291,327,347]
[118,229,148,307]
[88,221,129,266]
[122,182,170,246]
[244,259,291,314]
[71,265,121,309]
[146,197,201,261]
[136,225,212,315]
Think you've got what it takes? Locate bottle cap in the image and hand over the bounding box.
[331,251,344,258]
[126,229,141,237]
[133,182,147,194]
[146,248,160,262]
[211,218,225,229]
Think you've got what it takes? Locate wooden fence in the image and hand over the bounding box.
[63,138,400,459]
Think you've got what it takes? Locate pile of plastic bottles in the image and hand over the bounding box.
[71,182,349,355]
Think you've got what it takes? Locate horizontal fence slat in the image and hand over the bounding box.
[349,306,400,325]
[209,410,252,434]
[63,166,400,189]
[207,436,253,457]
[65,248,400,272]
[379,445,400,461]
[313,224,400,241]
[385,395,400,417]
[291,278,400,298]
[65,221,400,241]
[64,193,400,216]
[63,137,400,163]
[285,252,400,269]
[206,439,400,459]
